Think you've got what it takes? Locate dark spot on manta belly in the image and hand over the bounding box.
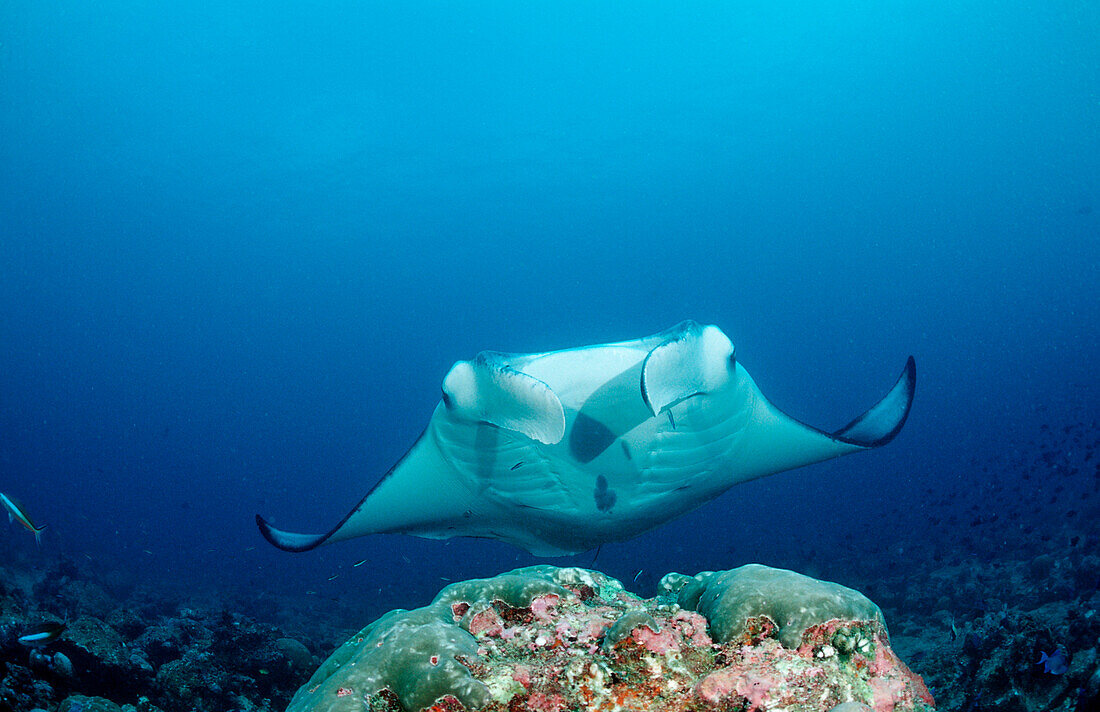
[594,474,617,512]
[621,441,632,460]
[570,412,618,463]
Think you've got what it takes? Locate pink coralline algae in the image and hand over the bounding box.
[530,594,561,623]
[697,666,776,709]
[287,565,935,712]
[524,691,566,712]
[670,610,712,648]
[630,624,681,655]
[511,665,532,688]
[466,608,505,638]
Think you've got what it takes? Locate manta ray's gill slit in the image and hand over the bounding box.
[433,415,523,470]
[646,409,743,459]
[642,421,743,488]
[634,460,717,502]
[430,417,577,516]
[478,451,580,514]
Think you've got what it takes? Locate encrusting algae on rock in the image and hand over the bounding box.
[286,565,934,712]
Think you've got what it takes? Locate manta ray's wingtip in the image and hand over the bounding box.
[832,356,916,449]
[902,354,917,407]
[255,514,329,553]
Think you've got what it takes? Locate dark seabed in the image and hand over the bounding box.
[0,1,1097,711]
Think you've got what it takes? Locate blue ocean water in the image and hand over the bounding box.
[1,0,1096,631]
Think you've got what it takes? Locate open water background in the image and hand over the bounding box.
[1,1,1097,622]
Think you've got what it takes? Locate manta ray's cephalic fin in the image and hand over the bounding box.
[640,321,735,416]
[442,351,566,444]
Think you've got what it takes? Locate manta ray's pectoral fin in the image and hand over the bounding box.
[256,479,394,553]
[256,426,481,552]
[641,321,735,416]
[257,477,394,553]
[736,356,916,479]
[442,351,566,444]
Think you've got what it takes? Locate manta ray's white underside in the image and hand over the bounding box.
[257,321,915,556]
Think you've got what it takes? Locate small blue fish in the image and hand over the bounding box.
[0,492,46,544]
[1037,648,1069,675]
[18,622,66,648]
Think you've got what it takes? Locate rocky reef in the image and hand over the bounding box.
[0,558,326,712]
[2,549,1099,712]
[287,564,933,712]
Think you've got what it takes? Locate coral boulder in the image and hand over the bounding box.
[287,565,933,712]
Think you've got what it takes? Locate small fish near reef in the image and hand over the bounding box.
[1038,648,1069,674]
[18,622,66,648]
[258,321,915,556]
[0,492,46,544]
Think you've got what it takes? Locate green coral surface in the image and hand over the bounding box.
[662,564,886,648]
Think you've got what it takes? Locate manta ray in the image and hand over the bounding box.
[257,321,915,556]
